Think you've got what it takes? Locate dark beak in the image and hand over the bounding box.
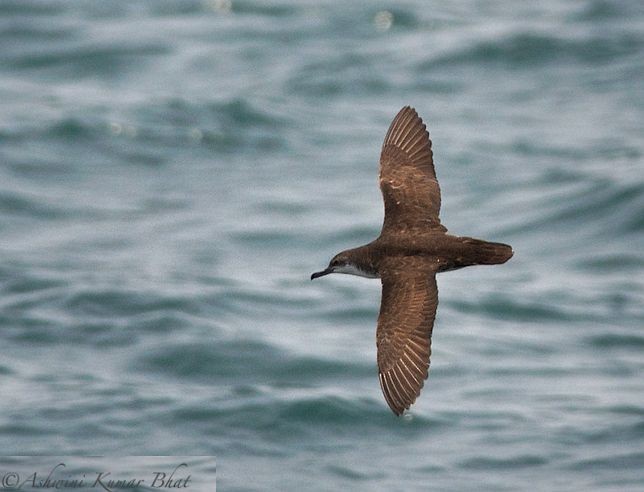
[311,268,333,280]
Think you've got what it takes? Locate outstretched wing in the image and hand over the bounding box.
[379,106,445,233]
[376,257,439,415]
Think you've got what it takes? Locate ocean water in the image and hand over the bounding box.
[1,0,643,490]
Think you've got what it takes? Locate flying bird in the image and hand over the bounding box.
[311,106,513,415]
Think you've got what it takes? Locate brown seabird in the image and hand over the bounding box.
[311,106,513,416]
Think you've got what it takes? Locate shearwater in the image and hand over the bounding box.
[311,106,513,416]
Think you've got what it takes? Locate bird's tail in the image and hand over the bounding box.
[461,237,514,265]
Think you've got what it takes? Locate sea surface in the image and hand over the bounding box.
[1,1,643,490]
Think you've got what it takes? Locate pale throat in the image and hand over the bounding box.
[334,263,379,279]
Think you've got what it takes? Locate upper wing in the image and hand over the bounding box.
[379,106,445,233]
[376,257,439,415]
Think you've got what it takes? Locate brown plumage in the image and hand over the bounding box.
[311,106,513,416]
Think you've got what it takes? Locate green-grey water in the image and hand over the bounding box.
[1,1,643,490]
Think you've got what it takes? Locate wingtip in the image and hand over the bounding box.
[398,105,416,116]
[507,248,514,262]
[379,370,414,416]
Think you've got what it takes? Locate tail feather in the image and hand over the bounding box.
[461,237,513,265]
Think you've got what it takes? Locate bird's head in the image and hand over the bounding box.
[311,250,377,280]
[310,252,352,280]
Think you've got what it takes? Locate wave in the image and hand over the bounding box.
[418,31,643,70]
[132,338,372,382]
[0,189,68,219]
[586,333,644,349]
[169,390,440,436]
[497,178,644,239]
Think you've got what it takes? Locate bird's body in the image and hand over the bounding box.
[325,233,513,278]
[311,106,513,415]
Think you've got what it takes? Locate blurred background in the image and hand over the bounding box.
[1,1,643,490]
